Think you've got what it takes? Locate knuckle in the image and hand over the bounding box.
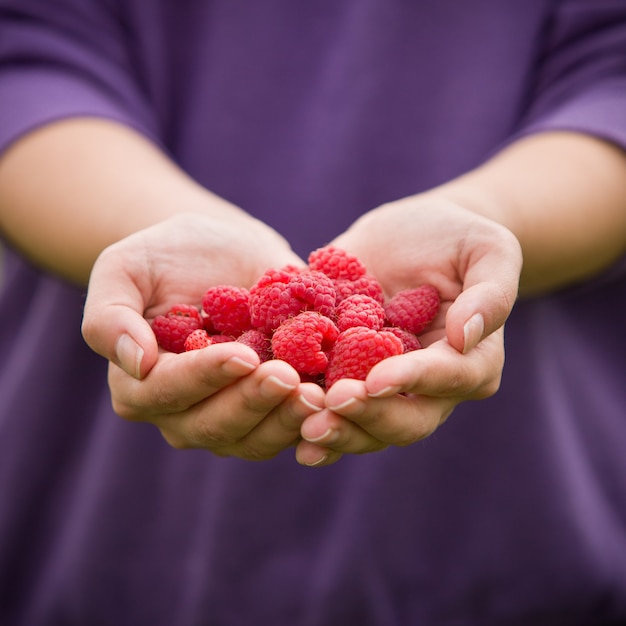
[444,371,469,396]
[150,384,186,412]
[80,315,95,344]
[473,372,503,399]
[110,397,142,422]
[394,423,435,447]
[239,390,267,414]
[159,430,194,451]
[188,417,239,450]
[495,282,517,320]
[468,349,505,400]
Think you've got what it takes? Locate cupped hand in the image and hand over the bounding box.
[82,211,326,459]
[295,197,523,466]
[109,343,326,459]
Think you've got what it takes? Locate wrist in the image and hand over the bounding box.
[421,133,626,295]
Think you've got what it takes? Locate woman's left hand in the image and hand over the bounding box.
[295,196,522,466]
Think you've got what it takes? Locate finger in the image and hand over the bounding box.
[108,341,261,420]
[318,377,456,448]
[300,381,389,453]
[300,409,388,455]
[299,393,446,454]
[295,440,344,467]
[364,332,505,400]
[152,358,305,453]
[446,222,522,353]
[232,382,327,460]
[328,390,456,447]
[82,244,158,379]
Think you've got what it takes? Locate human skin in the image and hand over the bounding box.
[1,119,625,465]
[296,132,626,465]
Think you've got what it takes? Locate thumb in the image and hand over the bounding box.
[445,281,516,354]
[85,306,158,380]
[445,233,522,353]
[82,251,159,379]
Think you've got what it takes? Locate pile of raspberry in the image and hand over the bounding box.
[151,246,440,388]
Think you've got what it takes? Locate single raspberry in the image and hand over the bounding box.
[184,329,212,351]
[202,285,252,336]
[384,285,440,335]
[288,270,336,317]
[325,326,403,388]
[385,326,423,353]
[249,268,336,333]
[151,304,202,353]
[248,268,294,332]
[335,294,386,332]
[308,246,367,281]
[237,329,273,362]
[333,273,385,305]
[271,312,339,376]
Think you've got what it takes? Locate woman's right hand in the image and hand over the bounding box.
[82,212,326,460]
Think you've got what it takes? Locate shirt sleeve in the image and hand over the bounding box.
[0,0,161,156]
[508,0,626,287]
[515,0,626,150]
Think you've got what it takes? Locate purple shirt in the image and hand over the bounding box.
[1,1,625,624]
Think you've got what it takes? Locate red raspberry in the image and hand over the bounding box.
[288,270,336,316]
[202,314,217,334]
[169,303,201,319]
[237,329,273,362]
[335,294,386,332]
[249,268,336,333]
[184,329,212,351]
[201,285,252,337]
[334,273,385,305]
[271,312,339,376]
[385,327,422,352]
[151,304,202,353]
[384,285,440,335]
[325,326,403,388]
[248,268,293,332]
[308,246,367,281]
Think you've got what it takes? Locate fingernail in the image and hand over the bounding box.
[115,333,144,379]
[463,313,484,354]
[261,375,297,398]
[303,454,328,467]
[224,355,257,375]
[304,428,335,443]
[266,375,297,391]
[298,394,324,412]
[327,397,358,412]
[368,385,402,398]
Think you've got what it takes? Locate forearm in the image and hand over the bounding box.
[0,118,251,285]
[434,132,626,296]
